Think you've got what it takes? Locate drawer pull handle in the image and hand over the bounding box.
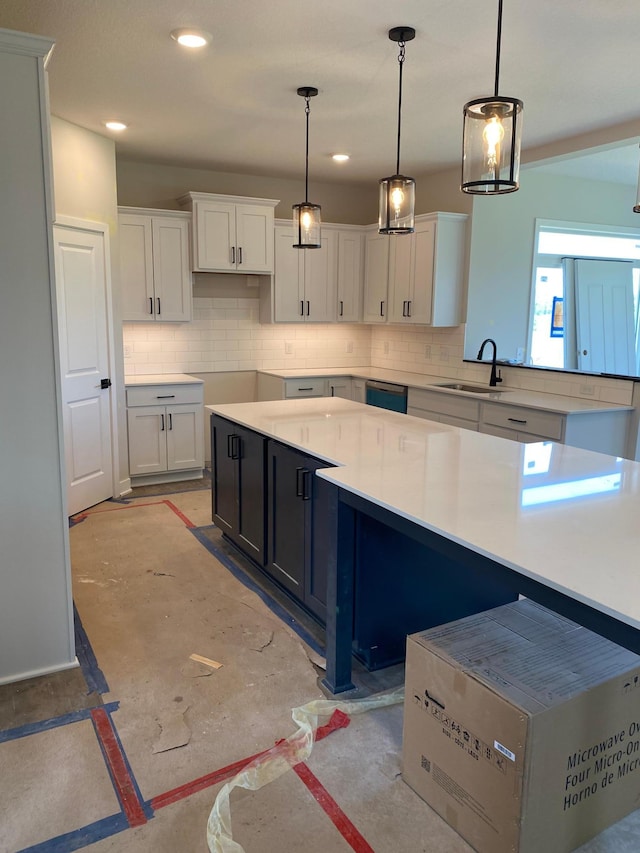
[298,387,314,392]
[156,394,176,399]
[507,417,527,424]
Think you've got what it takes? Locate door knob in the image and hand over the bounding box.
[100,378,112,389]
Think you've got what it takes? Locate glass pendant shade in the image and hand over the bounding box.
[379,175,415,233]
[462,96,523,193]
[292,202,322,248]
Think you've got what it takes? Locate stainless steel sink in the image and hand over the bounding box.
[434,382,504,394]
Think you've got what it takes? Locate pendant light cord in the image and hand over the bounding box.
[494,0,503,97]
[396,40,406,175]
[304,96,311,203]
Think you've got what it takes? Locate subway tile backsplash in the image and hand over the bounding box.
[123,296,634,406]
[123,297,372,375]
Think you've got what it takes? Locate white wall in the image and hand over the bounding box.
[465,170,640,362]
[0,31,75,683]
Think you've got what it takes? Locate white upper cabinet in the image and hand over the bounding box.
[272,223,338,322]
[364,212,468,327]
[362,230,390,323]
[118,208,192,322]
[179,192,278,274]
[336,229,364,322]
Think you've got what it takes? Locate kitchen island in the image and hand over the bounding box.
[207,397,640,693]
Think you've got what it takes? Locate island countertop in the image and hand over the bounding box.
[207,397,640,636]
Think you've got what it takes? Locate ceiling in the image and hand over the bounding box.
[2,0,640,186]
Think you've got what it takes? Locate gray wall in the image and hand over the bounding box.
[0,31,75,683]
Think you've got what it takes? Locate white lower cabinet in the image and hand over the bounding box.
[126,381,204,483]
[407,388,480,430]
[326,377,353,399]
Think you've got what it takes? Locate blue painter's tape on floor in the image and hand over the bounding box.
[74,603,110,695]
[0,702,119,744]
[18,812,130,853]
[191,525,325,659]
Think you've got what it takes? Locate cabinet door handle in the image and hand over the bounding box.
[407,300,412,317]
[380,300,385,317]
[168,413,173,430]
[227,434,241,459]
[300,300,304,316]
[160,414,165,431]
[296,466,304,497]
[149,297,153,315]
[157,297,161,315]
[231,246,236,265]
[301,469,312,501]
[402,300,407,317]
[330,385,335,396]
[238,246,243,264]
[306,300,310,316]
[339,300,344,317]
[507,417,527,425]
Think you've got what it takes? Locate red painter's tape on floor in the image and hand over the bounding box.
[90,708,148,828]
[152,710,351,811]
[293,761,375,853]
[162,499,196,528]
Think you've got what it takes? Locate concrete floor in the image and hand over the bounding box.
[0,478,639,852]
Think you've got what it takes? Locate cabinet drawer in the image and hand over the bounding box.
[126,384,203,407]
[284,378,327,398]
[481,402,563,440]
[408,388,480,422]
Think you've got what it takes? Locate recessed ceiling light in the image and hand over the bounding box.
[105,121,127,132]
[170,28,212,48]
[332,154,350,162]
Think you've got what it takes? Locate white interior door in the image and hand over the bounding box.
[54,223,114,514]
[575,259,636,374]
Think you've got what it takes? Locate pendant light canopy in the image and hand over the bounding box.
[379,26,416,234]
[293,86,321,248]
[462,0,523,194]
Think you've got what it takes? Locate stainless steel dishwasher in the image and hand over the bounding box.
[365,380,408,413]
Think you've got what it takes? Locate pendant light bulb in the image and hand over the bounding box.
[378,27,416,235]
[293,87,321,249]
[462,0,523,194]
[483,114,505,170]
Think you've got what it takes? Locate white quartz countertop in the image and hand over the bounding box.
[125,373,203,386]
[207,396,640,634]
[257,367,632,415]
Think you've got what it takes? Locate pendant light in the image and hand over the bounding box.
[461,0,523,194]
[633,143,640,213]
[379,27,416,234]
[293,86,321,248]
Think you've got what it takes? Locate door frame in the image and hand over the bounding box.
[54,214,120,506]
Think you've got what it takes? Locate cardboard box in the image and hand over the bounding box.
[402,599,640,853]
